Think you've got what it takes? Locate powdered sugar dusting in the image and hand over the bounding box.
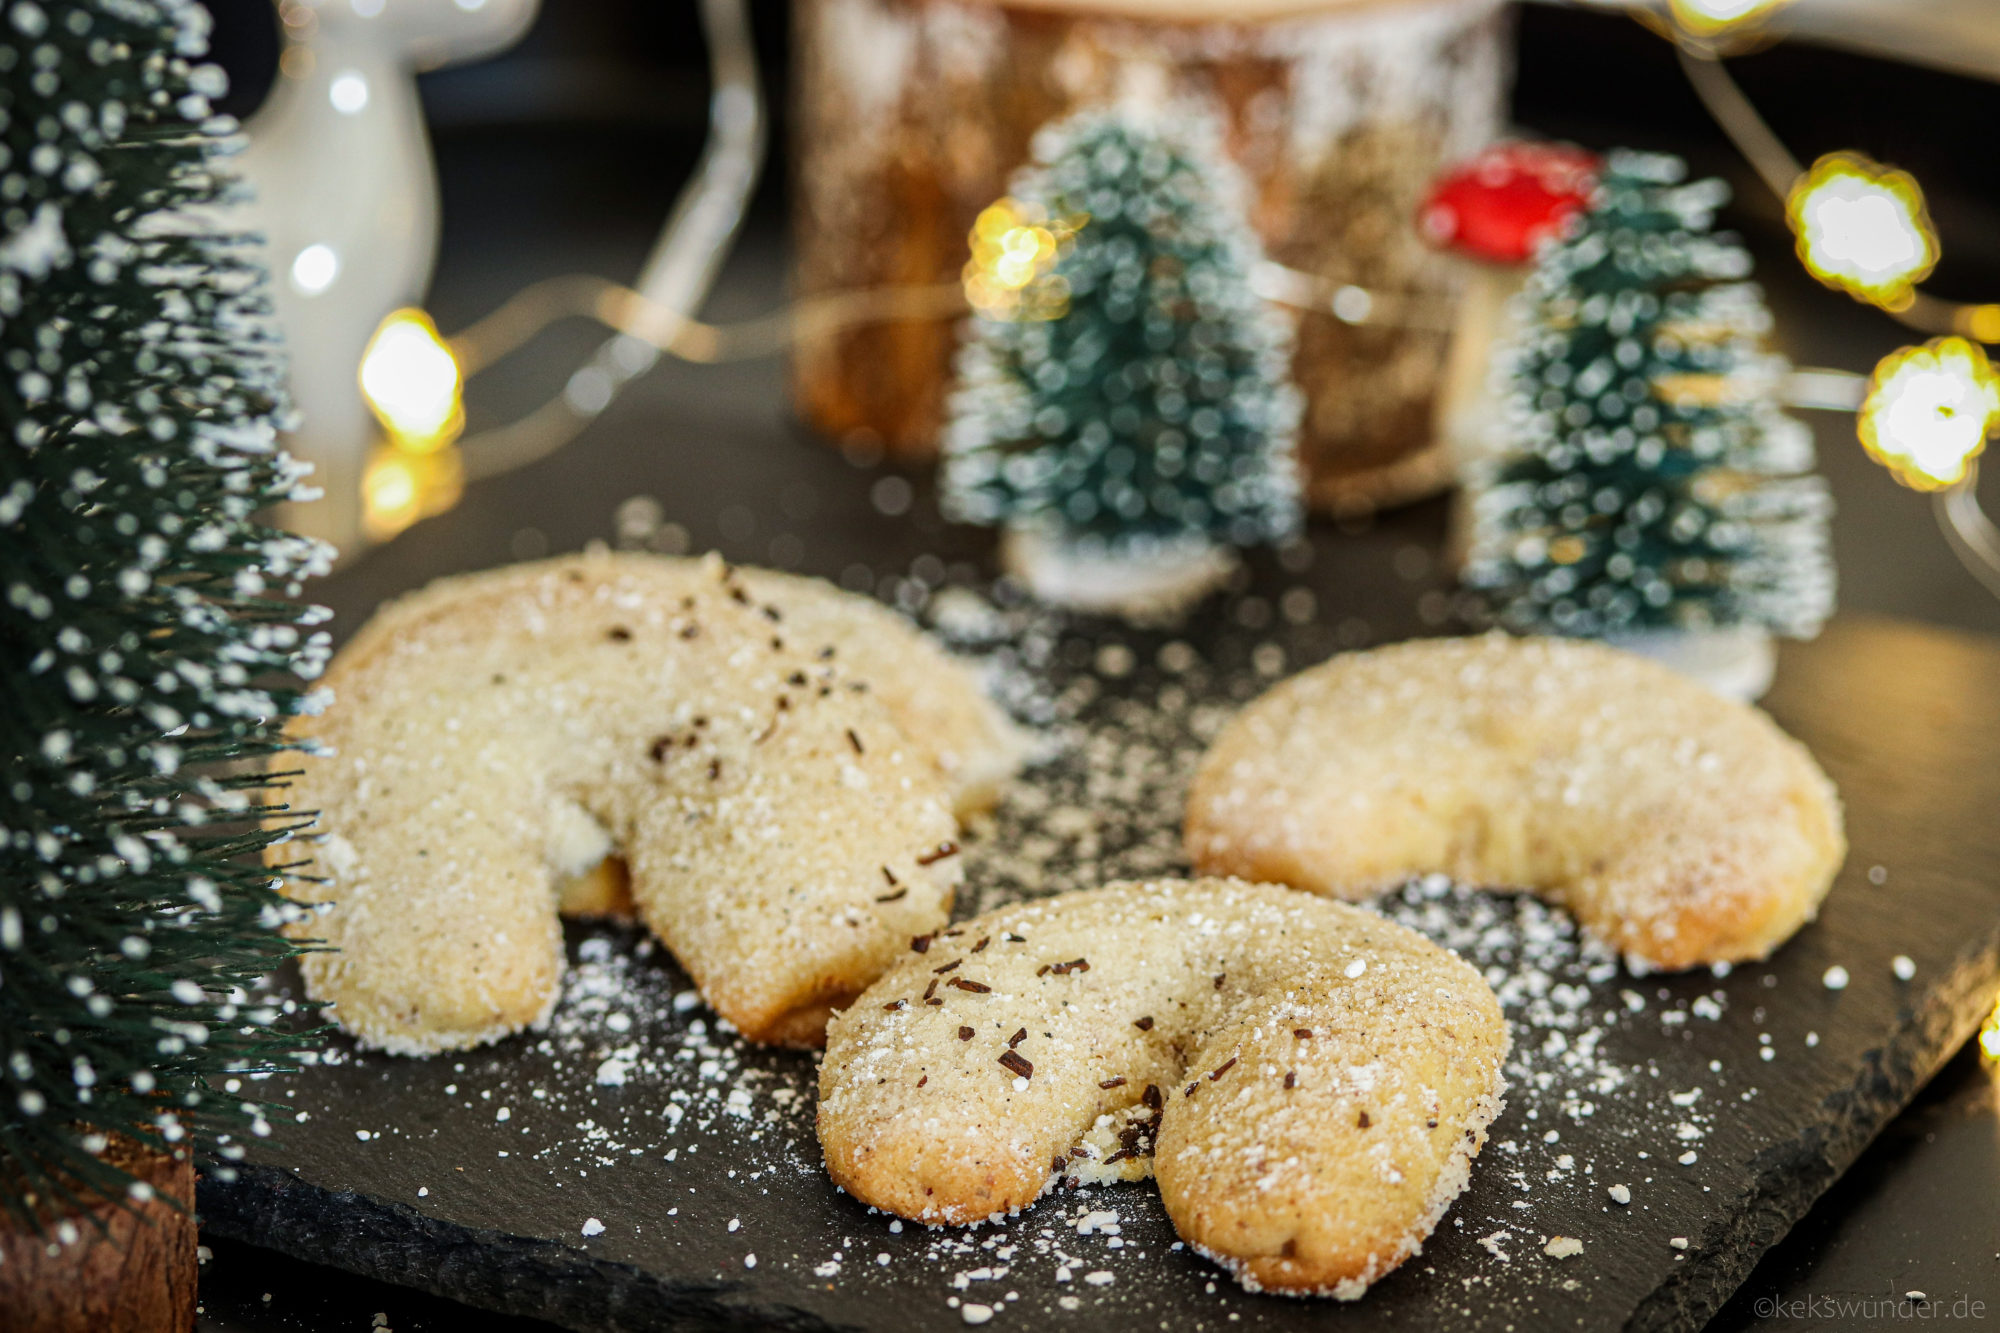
[279,569,1827,1325]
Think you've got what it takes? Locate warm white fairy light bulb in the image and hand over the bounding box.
[359,308,463,450]
[1788,152,1938,308]
[1668,0,1790,36]
[1857,338,2000,492]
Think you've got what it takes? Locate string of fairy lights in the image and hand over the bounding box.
[355,0,2000,560]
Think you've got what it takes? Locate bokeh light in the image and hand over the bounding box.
[359,307,465,451]
[1667,0,1791,37]
[362,440,465,543]
[1787,152,1939,308]
[963,198,1077,321]
[1857,338,1999,492]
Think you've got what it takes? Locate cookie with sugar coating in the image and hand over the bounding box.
[817,878,1507,1298]
[1185,634,1846,971]
[279,552,1010,1054]
[336,553,1020,821]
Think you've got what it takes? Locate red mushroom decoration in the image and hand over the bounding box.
[1423,142,1602,524]
[1420,140,1601,266]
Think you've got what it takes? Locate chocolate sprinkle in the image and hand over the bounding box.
[1142,1085,1162,1110]
[1358,1111,1372,1129]
[915,842,960,866]
[1133,1016,1154,1031]
[1284,1071,1296,1089]
[874,888,907,903]
[932,960,961,975]
[1210,1058,1237,1081]
[1008,1028,1027,1048]
[911,935,933,954]
[971,937,990,953]
[1099,1077,1127,1090]
[881,866,899,886]
[1213,974,1226,989]
[883,1000,906,1012]
[606,626,632,642]
[648,737,674,763]
[947,978,990,994]
[1049,958,1089,975]
[1293,1028,1313,1040]
[846,728,865,755]
[922,979,938,1002]
[998,1051,1033,1079]
[958,1027,974,1041]
[1183,1083,1199,1099]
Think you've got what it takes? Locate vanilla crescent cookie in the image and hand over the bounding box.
[1186,635,1846,971]
[818,878,1508,1298]
[279,552,1017,1054]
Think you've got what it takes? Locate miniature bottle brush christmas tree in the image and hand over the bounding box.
[0,0,331,1311]
[1461,150,1835,699]
[943,107,1303,618]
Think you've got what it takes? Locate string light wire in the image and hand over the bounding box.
[1670,39,2000,343]
[444,261,1446,481]
[453,0,766,482]
[1664,28,2000,600]
[1939,462,2000,602]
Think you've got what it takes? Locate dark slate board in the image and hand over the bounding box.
[196,601,2000,1333]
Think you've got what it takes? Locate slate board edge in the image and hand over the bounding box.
[199,936,2000,1333]
[1627,937,2000,1333]
[195,1168,865,1333]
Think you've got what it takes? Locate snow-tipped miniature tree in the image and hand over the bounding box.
[1,0,331,1230]
[943,107,1302,616]
[1461,150,1834,689]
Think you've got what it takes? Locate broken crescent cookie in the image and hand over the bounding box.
[817,878,1507,1298]
[281,552,1016,1054]
[1186,635,1846,971]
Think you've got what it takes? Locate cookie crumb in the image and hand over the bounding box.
[1543,1236,1583,1259]
[1607,1184,1630,1205]
[1822,965,1849,990]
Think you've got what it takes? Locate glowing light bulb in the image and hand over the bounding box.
[359,308,464,451]
[963,198,1079,321]
[1982,993,2000,1063]
[1668,0,1789,35]
[362,441,464,543]
[1788,152,1938,308]
[1857,338,1999,492]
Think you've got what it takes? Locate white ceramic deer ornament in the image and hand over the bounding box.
[237,0,538,548]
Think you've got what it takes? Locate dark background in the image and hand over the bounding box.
[192,2,2000,1328]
